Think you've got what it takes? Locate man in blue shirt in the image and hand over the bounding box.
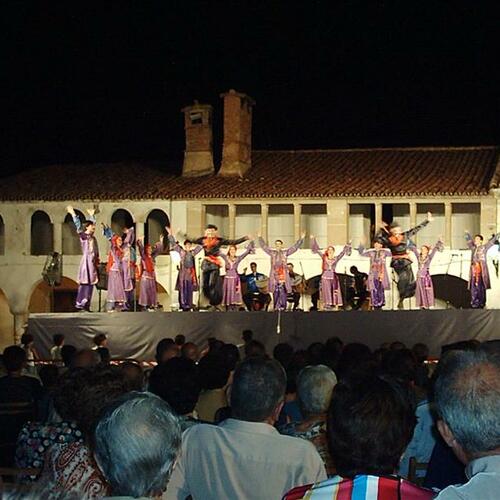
[240,262,271,311]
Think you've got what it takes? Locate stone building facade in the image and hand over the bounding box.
[0,89,499,348]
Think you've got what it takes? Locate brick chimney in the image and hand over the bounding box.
[219,89,255,177]
[181,101,214,177]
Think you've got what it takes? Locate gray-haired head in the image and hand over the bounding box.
[435,349,500,457]
[93,391,181,497]
[297,365,337,417]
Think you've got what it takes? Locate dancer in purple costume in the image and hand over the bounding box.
[137,234,164,310]
[465,231,499,308]
[220,242,255,310]
[103,225,127,311]
[66,206,99,311]
[311,237,351,310]
[121,226,135,310]
[409,238,443,309]
[258,233,305,311]
[358,241,392,309]
[168,233,203,311]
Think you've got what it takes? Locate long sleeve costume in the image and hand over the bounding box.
[71,213,99,310]
[258,236,304,310]
[409,241,443,309]
[169,235,203,311]
[311,238,351,309]
[185,233,248,307]
[376,218,430,304]
[137,239,163,308]
[103,226,127,308]
[465,232,499,308]
[358,246,392,308]
[220,242,255,308]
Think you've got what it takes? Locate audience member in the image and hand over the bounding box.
[174,334,186,348]
[280,365,337,475]
[273,342,294,369]
[120,361,144,391]
[181,342,199,362]
[412,342,430,388]
[50,334,65,363]
[96,347,111,366]
[195,353,230,422]
[166,357,326,499]
[60,344,77,370]
[155,338,175,363]
[307,342,327,366]
[0,346,42,404]
[244,339,266,358]
[37,365,128,498]
[71,349,100,369]
[434,349,500,499]
[93,392,181,499]
[335,342,374,381]
[284,375,433,499]
[149,357,203,431]
[20,333,39,376]
[92,333,108,350]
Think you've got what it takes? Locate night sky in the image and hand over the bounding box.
[2,1,499,177]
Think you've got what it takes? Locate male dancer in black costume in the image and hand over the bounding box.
[376,212,433,309]
[184,224,249,309]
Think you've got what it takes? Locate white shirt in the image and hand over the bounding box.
[165,418,327,500]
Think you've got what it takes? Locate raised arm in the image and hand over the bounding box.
[405,215,431,238]
[407,241,420,260]
[258,236,273,256]
[485,233,500,251]
[285,235,305,257]
[235,241,255,265]
[102,224,113,241]
[123,227,135,247]
[192,244,203,256]
[428,239,444,260]
[220,235,249,246]
[357,245,371,257]
[464,231,475,250]
[334,243,352,263]
[136,238,146,259]
[167,234,183,254]
[152,237,164,257]
[310,237,322,256]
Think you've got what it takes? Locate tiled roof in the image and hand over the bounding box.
[0,146,498,201]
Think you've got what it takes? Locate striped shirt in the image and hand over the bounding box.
[283,474,434,500]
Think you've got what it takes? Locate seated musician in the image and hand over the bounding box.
[346,265,369,310]
[240,262,271,311]
[286,263,304,311]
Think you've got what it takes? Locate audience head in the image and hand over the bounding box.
[242,329,253,343]
[76,365,128,438]
[60,344,77,368]
[435,349,500,463]
[20,333,34,347]
[412,342,429,364]
[273,342,294,369]
[231,357,286,423]
[198,352,231,391]
[155,338,175,364]
[52,334,65,347]
[39,364,59,388]
[297,365,337,418]
[379,348,417,385]
[53,368,90,422]
[2,345,26,373]
[307,342,326,366]
[93,333,107,348]
[181,342,199,362]
[244,339,266,359]
[207,337,224,354]
[390,341,406,351]
[120,361,145,392]
[94,392,181,498]
[336,342,373,381]
[149,357,201,416]
[72,349,100,369]
[328,375,416,477]
[174,334,186,347]
[219,343,240,372]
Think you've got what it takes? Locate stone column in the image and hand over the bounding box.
[293,203,301,241]
[261,204,268,240]
[53,222,62,253]
[12,311,29,344]
[375,202,383,228]
[445,202,452,247]
[410,202,417,228]
[327,200,348,245]
[228,204,236,240]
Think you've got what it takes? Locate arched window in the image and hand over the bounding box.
[31,211,53,256]
[0,215,4,255]
[145,209,170,249]
[111,209,134,236]
[62,210,85,255]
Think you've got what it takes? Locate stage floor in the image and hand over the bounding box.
[28,309,500,360]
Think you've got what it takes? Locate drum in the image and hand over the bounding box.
[255,276,269,294]
[291,274,306,294]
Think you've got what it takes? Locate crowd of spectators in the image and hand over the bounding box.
[0,330,499,499]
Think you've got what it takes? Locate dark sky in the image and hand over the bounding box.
[2,1,499,177]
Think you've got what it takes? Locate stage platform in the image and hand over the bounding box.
[28,309,500,360]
